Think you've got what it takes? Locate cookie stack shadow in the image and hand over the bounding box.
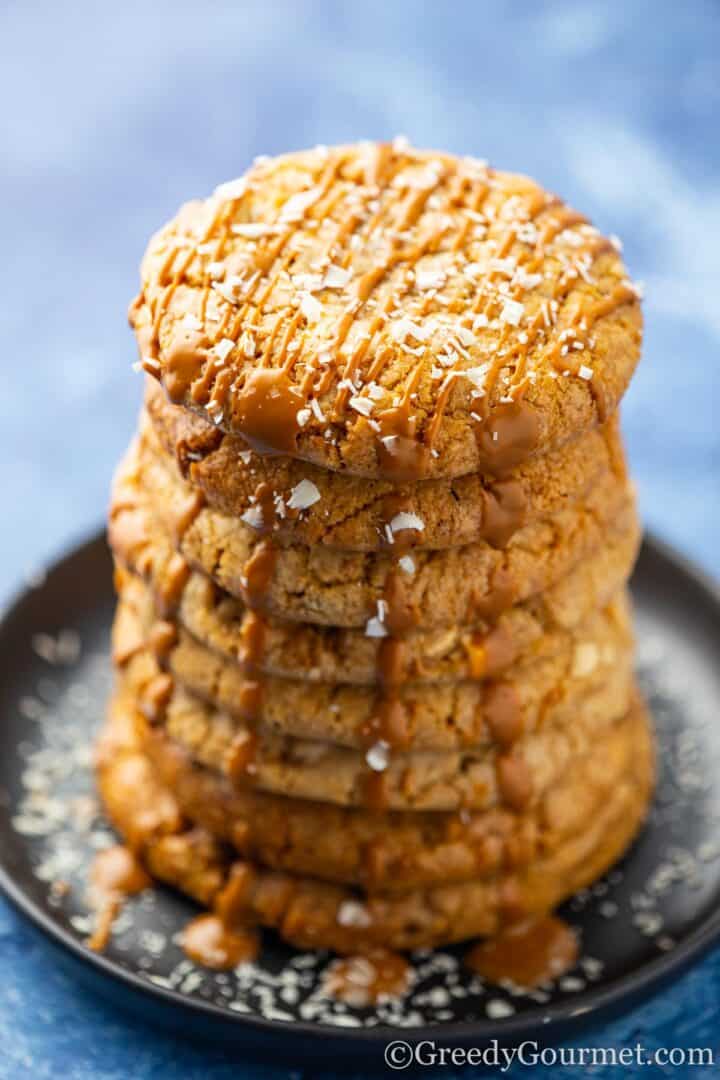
[99,143,654,961]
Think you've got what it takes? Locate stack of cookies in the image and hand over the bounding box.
[99,141,653,963]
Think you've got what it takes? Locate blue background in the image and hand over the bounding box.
[1,1,719,1075]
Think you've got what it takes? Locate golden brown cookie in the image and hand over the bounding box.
[129,143,642,480]
[101,685,650,891]
[112,608,635,812]
[114,583,634,753]
[112,510,641,687]
[138,672,634,813]
[96,689,654,949]
[110,433,639,630]
[144,378,628,552]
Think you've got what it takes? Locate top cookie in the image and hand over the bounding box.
[130,141,642,480]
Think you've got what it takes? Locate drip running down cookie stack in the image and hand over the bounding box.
[100,141,654,963]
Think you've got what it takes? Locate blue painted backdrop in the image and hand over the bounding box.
[1,1,718,1076]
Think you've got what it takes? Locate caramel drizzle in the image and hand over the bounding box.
[226,482,280,784]
[358,489,421,809]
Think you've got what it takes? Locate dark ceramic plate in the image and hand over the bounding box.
[0,531,719,1065]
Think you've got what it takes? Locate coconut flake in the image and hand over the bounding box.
[214,176,249,201]
[323,265,352,289]
[365,609,388,638]
[292,272,324,293]
[206,401,224,426]
[513,267,543,290]
[577,364,594,381]
[299,292,322,323]
[241,506,265,530]
[455,326,476,347]
[337,900,372,928]
[310,399,326,422]
[238,330,256,358]
[490,257,516,276]
[486,999,515,1019]
[390,317,430,343]
[500,299,525,326]
[366,741,390,772]
[213,337,235,362]
[287,479,321,511]
[365,617,387,638]
[462,364,491,393]
[231,223,277,239]
[207,261,225,280]
[415,268,446,291]
[212,281,239,305]
[349,396,373,417]
[390,512,424,534]
[280,187,321,222]
[398,555,416,576]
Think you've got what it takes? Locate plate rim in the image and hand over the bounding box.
[1,526,719,1047]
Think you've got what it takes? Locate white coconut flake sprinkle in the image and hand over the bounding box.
[239,331,256,358]
[390,512,424,534]
[299,292,322,323]
[287,480,321,511]
[281,187,321,222]
[323,265,351,289]
[213,338,235,362]
[241,507,265,530]
[391,317,430,343]
[365,616,387,638]
[349,396,374,417]
[513,267,543,290]
[578,364,594,381]
[231,223,277,239]
[415,268,446,291]
[486,999,515,1019]
[214,176,249,201]
[337,900,372,928]
[366,741,391,772]
[500,299,525,326]
[398,555,416,575]
[462,364,491,392]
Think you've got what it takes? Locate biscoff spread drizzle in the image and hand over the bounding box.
[130,141,641,480]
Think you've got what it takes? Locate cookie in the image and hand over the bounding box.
[129,142,642,480]
[144,378,627,552]
[101,685,650,891]
[114,583,634,753]
[110,433,638,630]
[97,690,654,949]
[112,513,640,687]
[113,616,635,813]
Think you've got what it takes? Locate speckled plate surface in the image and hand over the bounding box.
[0,531,719,1063]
